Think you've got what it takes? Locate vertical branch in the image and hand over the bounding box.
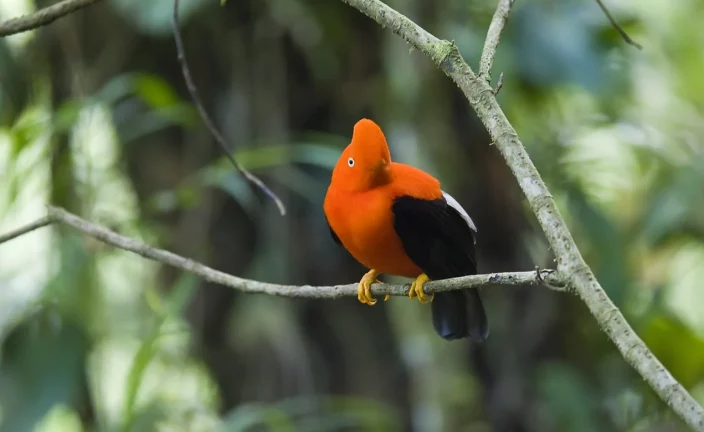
[478,0,515,84]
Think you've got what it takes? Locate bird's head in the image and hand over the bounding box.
[330,118,392,192]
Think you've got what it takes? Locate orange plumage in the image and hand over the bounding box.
[324,118,489,341]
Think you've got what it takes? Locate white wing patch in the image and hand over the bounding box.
[442,191,477,233]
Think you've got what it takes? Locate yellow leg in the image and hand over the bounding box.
[408,273,434,304]
[357,269,381,306]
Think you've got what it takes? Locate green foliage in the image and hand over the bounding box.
[1,0,703,431]
[537,362,599,432]
[642,315,704,390]
[641,156,704,246]
[0,39,30,128]
[122,273,198,431]
[0,310,89,432]
[219,396,399,432]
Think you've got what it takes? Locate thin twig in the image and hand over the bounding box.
[594,0,642,49]
[0,207,565,298]
[338,0,703,429]
[171,0,286,216]
[0,0,105,37]
[0,215,55,244]
[479,0,515,84]
[493,72,505,95]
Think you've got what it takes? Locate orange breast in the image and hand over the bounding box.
[324,163,443,279]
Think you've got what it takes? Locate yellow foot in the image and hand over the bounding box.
[357,269,381,306]
[408,273,434,304]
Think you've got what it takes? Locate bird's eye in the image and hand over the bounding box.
[347,157,355,167]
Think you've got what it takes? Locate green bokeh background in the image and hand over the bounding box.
[1,0,703,431]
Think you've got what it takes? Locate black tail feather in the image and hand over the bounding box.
[431,289,489,341]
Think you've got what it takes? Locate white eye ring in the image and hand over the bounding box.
[347,157,355,167]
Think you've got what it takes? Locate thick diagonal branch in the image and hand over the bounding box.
[0,206,565,299]
[338,0,704,429]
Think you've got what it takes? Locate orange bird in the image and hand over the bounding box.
[324,118,489,341]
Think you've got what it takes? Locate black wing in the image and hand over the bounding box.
[391,195,488,341]
[391,196,477,279]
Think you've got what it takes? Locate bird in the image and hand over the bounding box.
[323,118,489,341]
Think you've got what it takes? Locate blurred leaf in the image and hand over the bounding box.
[117,104,199,143]
[164,273,198,317]
[9,110,45,159]
[99,73,198,143]
[146,272,198,318]
[641,156,704,245]
[166,142,340,216]
[122,331,160,432]
[52,100,84,134]
[220,403,296,432]
[41,234,99,332]
[605,387,644,431]
[321,396,399,432]
[0,40,30,128]
[0,310,89,432]
[176,184,203,208]
[511,2,609,92]
[197,142,340,207]
[228,143,341,172]
[124,273,198,430]
[205,171,258,217]
[566,185,630,307]
[220,395,399,432]
[33,404,85,432]
[537,362,600,432]
[271,166,327,205]
[133,74,181,109]
[641,314,704,389]
[126,401,169,432]
[94,73,139,106]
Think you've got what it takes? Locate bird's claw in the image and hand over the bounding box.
[409,273,433,304]
[357,269,380,305]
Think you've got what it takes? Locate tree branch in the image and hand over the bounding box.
[594,0,643,50]
[338,0,703,429]
[0,0,104,37]
[0,216,54,243]
[171,0,286,216]
[479,0,514,85]
[0,206,565,298]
